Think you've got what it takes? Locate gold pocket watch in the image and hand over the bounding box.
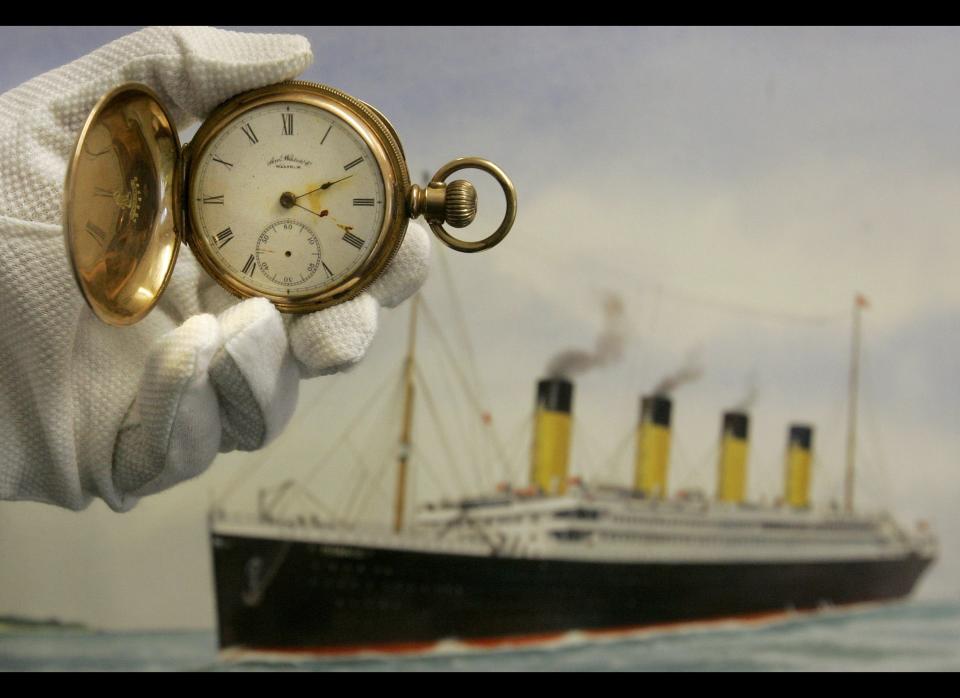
[64,81,517,326]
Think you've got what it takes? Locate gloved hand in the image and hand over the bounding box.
[0,26,430,512]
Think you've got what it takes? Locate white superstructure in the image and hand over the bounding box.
[412,484,938,564]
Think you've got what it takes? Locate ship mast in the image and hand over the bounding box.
[394,294,420,533]
[844,294,867,514]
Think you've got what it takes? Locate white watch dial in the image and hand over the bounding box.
[189,101,387,299]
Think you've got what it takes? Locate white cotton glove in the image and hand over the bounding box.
[0,26,430,511]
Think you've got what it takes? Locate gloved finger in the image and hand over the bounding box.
[208,297,299,452]
[151,250,213,325]
[367,220,432,308]
[112,313,223,505]
[198,268,246,317]
[153,249,240,329]
[280,221,429,377]
[0,26,312,225]
[286,294,379,378]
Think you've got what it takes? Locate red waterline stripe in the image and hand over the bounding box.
[240,600,883,659]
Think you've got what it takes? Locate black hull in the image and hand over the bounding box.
[211,533,933,652]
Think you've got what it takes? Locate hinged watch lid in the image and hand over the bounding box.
[64,83,181,326]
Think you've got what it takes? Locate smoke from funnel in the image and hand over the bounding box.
[733,372,759,410]
[546,294,626,379]
[652,352,703,396]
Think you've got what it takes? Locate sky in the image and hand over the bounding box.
[0,26,958,631]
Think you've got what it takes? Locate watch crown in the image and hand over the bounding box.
[444,179,477,229]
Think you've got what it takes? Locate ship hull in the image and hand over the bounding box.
[211,532,933,652]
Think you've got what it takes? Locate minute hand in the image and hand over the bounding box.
[296,175,354,199]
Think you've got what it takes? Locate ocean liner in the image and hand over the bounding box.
[208,294,937,655]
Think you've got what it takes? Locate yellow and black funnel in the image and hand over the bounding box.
[530,377,574,495]
[784,424,813,508]
[716,411,749,503]
[634,394,672,498]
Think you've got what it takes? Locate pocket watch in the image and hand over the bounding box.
[63,81,517,326]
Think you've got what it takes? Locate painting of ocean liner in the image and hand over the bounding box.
[208,289,937,656]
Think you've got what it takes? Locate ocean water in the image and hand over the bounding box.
[2,600,958,671]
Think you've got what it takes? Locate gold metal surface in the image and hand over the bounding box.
[64,83,181,326]
[414,157,517,253]
[444,180,478,228]
[408,178,478,229]
[184,81,410,314]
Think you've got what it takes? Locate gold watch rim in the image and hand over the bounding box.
[184,80,411,314]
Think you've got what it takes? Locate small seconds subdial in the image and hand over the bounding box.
[255,219,327,288]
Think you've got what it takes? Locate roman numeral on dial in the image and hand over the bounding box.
[214,227,234,248]
[241,124,258,145]
[342,231,365,249]
[203,195,224,205]
[353,198,375,207]
[241,254,257,277]
[281,113,293,136]
[212,156,233,169]
[343,157,364,171]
